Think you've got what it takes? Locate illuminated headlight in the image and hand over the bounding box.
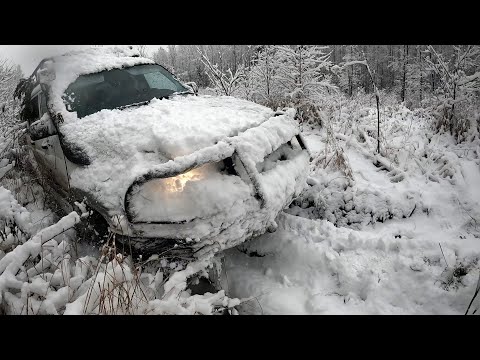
[154,168,204,193]
[126,162,252,223]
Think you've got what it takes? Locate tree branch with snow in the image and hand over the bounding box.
[197,47,246,97]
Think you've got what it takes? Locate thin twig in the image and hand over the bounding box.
[465,272,480,315]
[439,243,449,268]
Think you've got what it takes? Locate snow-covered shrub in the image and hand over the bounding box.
[0,187,31,253]
[425,45,480,143]
[287,172,421,229]
[0,208,241,315]
[246,45,282,109]
[437,255,478,292]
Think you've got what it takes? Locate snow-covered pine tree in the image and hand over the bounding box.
[273,45,336,125]
[248,45,280,108]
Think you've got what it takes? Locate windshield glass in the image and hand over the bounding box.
[63,64,189,118]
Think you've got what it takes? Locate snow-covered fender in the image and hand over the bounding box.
[123,110,310,222]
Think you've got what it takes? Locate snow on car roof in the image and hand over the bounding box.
[41,46,155,113]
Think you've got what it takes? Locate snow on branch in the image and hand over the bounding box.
[424,44,480,140]
[197,47,246,96]
[0,211,80,301]
[341,52,381,153]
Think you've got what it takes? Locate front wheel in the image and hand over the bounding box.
[74,207,109,247]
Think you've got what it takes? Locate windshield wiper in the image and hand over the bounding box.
[114,91,191,111]
[116,100,151,110]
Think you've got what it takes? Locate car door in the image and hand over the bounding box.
[28,87,72,190]
[27,86,55,175]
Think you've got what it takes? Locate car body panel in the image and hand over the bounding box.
[19,47,311,255]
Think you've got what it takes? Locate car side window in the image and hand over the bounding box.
[25,95,40,124]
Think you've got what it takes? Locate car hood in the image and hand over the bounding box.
[60,95,275,162]
[60,95,301,219]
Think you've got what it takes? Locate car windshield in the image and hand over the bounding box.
[62,64,189,118]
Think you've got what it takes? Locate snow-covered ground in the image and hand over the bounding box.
[1,100,479,315]
[223,105,480,315]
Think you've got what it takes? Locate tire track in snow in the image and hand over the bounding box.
[225,211,473,314]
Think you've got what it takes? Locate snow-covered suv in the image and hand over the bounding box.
[17,46,310,257]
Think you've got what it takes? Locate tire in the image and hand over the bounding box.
[74,207,109,246]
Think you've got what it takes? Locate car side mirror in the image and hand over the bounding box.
[37,61,56,84]
[184,82,198,95]
[29,114,57,141]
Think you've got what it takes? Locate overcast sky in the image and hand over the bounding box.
[0,45,164,75]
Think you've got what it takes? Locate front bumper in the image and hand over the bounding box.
[110,113,311,254]
[112,145,310,254]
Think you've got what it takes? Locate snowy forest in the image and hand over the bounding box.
[0,44,479,315]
